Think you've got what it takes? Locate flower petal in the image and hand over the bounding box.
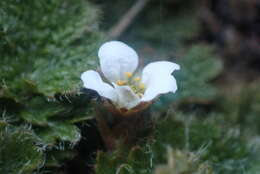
[141,75,177,101]
[98,41,138,83]
[113,84,141,109]
[141,61,180,85]
[81,70,117,102]
[141,61,180,101]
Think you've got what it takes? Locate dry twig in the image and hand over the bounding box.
[108,0,151,39]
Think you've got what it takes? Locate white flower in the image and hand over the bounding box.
[81,41,180,110]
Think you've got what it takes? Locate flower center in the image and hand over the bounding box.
[116,72,146,97]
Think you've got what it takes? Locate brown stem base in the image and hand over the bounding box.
[95,100,153,150]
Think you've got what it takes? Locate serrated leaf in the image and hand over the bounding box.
[0,126,44,174]
[21,95,65,126]
[37,122,81,145]
[180,44,223,81]
[175,44,223,102]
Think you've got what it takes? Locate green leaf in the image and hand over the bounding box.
[0,0,102,95]
[175,44,223,101]
[36,122,81,145]
[21,95,65,126]
[154,148,213,174]
[180,44,223,81]
[95,145,153,174]
[0,126,44,174]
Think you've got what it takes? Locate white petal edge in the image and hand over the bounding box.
[113,84,141,109]
[141,61,180,86]
[141,75,178,102]
[98,41,138,83]
[81,70,117,102]
[141,61,180,101]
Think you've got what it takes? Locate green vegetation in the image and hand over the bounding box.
[0,0,101,173]
[0,0,259,173]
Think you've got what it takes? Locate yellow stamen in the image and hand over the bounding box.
[139,83,145,89]
[134,77,141,82]
[124,72,133,78]
[116,80,127,86]
[137,93,143,97]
